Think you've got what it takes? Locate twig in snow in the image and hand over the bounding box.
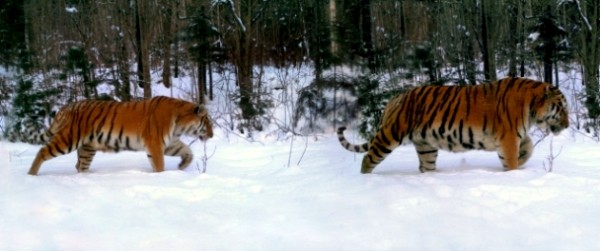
[543,136,563,173]
[296,135,309,166]
[192,140,216,174]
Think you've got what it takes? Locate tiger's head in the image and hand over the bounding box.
[534,85,569,135]
[177,104,214,141]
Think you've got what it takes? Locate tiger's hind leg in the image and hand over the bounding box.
[518,136,533,167]
[164,139,193,170]
[361,129,400,174]
[76,145,96,173]
[28,136,76,175]
[29,150,49,175]
[415,144,439,173]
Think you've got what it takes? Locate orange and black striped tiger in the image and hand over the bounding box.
[27,96,213,175]
[338,77,569,173]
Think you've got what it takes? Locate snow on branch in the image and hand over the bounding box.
[65,5,78,13]
[561,0,593,31]
[575,1,593,31]
[212,0,246,32]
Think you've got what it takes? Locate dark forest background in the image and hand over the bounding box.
[0,0,599,138]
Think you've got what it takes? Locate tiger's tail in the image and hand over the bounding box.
[24,126,53,145]
[338,126,403,173]
[15,118,53,145]
[337,127,369,153]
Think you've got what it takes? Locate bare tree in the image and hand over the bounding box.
[160,0,174,89]
[480,0,496,81]
[558,0,600,123]
[576,1,600,120]
[214,0,261,127]
[134,0,152,98]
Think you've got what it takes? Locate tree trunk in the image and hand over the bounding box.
[581,0,600,120]
[238,29,254,120]
[161,1,173,88]
[543,46,553,84]
[461,1,477,84]
[583,63,600,119]
[520,0,527,77]
[399,1,406,39]
[465,39,477,84]
[116,2,131,102]
[554,60,559,86]
[208,62,214,101]
[360,0,376,70]
[480,0,494,81]
[507,1,518,77]
[135,0,151,98]
[541,5,556,84]
[230,0,255,122]
[118,40,131,101]
[197,62,206,104]
[329,0,338,56]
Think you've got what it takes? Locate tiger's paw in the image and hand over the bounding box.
[419,166,436,173]
[360,167,374,174]
[178,154,193,170]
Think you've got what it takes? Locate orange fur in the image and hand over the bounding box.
[28,96,213,175]
[338,77,569,173]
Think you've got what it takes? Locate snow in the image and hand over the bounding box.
[2,127,600,250]
[528,32,540,42]
[2,67,600,249]
[65,6,78,13]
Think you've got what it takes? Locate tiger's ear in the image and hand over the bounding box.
[194,106,207,116]
[544,85,555,100]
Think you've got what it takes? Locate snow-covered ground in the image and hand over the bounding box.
[2,127,600,250]
[2,67,599,250]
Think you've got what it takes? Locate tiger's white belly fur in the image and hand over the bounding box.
[409,128,500,152]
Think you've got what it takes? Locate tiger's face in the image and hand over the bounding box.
[535,87,569,135]
[177,105,214,141]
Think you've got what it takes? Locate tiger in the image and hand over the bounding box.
[27,96,213,175]
[338,77,569,174]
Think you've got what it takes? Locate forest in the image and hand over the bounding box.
[2,2,600,248]
[0,0,599,138]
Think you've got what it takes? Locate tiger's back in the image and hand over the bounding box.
[338,77,569,173]
[28,96,213,175]
[44,100,148,152]
[385,84,498,152]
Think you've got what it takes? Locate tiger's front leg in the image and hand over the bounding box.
[146,143,165,172]
[518,136,533,167]
[164,139,194,170]
[498,135,520,170]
